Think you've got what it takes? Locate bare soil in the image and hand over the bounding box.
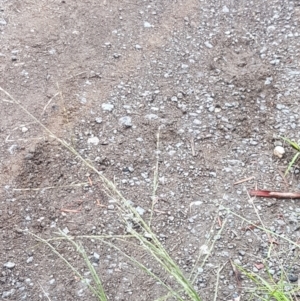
[1,1,300,300]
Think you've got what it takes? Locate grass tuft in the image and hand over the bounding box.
[281,137,300,175]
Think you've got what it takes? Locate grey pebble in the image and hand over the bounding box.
[119,116,132,127]
[276,104,285,110]
[26,257,33,264]
[2,289,15,298]
[107,204,115,210]
[0,18,7,25]
[288,274,298,282]
[92,252,100,263]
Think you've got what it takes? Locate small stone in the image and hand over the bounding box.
[21,126,28,133]
[193,119,201,125]
[177,92,183,99]
[107,204,114,210]
[0,18,7,25]
[265,77,273,85]
[4,262,15,269]
[270,59,280,65]
[119,116,132,127]
[87,137,100,146]
[222,5,229,13]
[62,227,69,235]
[276,104,284,110]
[145,114,158,120]
[92,252,100,263]
[95,117,102,124]
[144,21,152,28]
[171,96,178,102]
[49,279,55,285]
[260,46,267,53]
[269,269,275,275]
[102,103,114,111]
[204,41,213,49]
[274,146,285,158]
[288,274,298,283]
[136,206,145,215]
[113,53,121,58]
[79,96,87,104]
[238,250,245,256]
[135,44,142,50]
[2,289,15,298]
[26,257,33,264]
[8,145,18,155]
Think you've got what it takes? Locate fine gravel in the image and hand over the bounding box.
[1,1,300,300]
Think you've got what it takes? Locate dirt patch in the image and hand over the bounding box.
[1,1,300,301]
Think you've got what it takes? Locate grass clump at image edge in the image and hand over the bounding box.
[281,137,300,175]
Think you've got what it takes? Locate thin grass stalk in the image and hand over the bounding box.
[227,209,300,250]
[150,129,160,226]
[191,218,227,285]
[29,231,106,300]
[59,231,108,301]
[97,238,185,300]
[1,87,201,300]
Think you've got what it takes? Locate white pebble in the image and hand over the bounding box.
[102,103,114,111]
[274,146,285,158]
[144,21,152,28]
[87,137,100,146]
[204,41,213,49]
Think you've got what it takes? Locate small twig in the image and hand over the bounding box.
[230,259,242,288]
[96,199,106,207]
[38,281,52,301]
[13,182,89,191]
[249,189,300,199]
[233,176,254,185]
[61,208,81,213]
[190,137,196,156]
[42,92,60,115]
[213,261,228,301]
[66,71,87,81]
[149,128,160,226]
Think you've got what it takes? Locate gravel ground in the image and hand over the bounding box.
[1,0,300,300]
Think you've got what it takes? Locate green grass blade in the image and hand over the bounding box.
[281,137,300,152]
[284,152,300,175]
